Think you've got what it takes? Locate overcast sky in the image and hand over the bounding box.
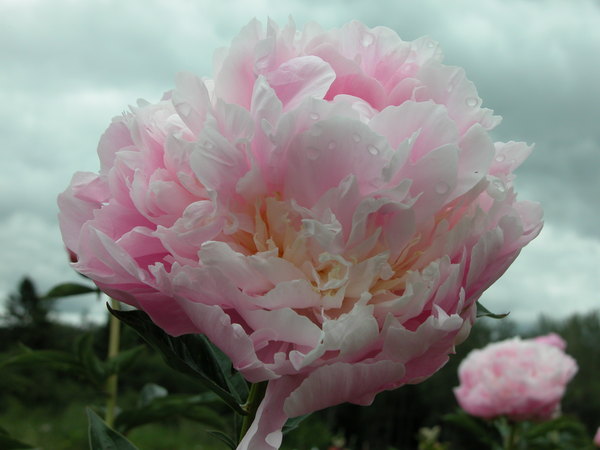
[1,0,599,325]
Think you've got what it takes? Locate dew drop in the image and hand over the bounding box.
[495,154,506,163]
[307,147,321,160]
[361,32,375,47]
[328,140,337,149]
[309,112,320,121]
[367,144,379,156]
[401,63,417,75]
[492,179,506,193]
[435,181,450,195]
[352,133,362,143]
[465,96,479,107]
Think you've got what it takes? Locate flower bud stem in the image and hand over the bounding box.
[105,298,121,428]
[503,420,519,450]
[239,381,268,443]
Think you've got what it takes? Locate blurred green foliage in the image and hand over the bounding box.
[1,276,598,449]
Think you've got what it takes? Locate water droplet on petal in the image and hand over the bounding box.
[401,63,418,75]
[435,182,450,195]
[361,32,375,47]
[352,133,362,143]
[492,179,506,193]
[367,144,379,156]
[309,112,320,121]
[204,141,215,150]
[465,96,479,107]
[307,147,321,160]
[328,140,337,149]
[495,154,506,163]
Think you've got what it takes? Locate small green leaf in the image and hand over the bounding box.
[76,333,108,385]
[87,408,138,450]
[206,430,237,450]
[0,426,34,449]
[106,345,145,376]
[44,282,100,299]
[283,414,311,434]
[115,393,224,434]
[476,302,510,319]
[108,306,247,415]
[443,410,499,447]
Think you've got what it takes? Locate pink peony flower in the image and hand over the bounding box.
[454,335,577,421]
[594,427,600,447]
[58,19,542,449]
[533,332,567,350]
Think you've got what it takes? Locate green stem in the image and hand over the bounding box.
[503,420,519,450]
[105,298,121,428]
[239,381,268,443]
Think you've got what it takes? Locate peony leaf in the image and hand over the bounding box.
[282,414,311,435]
[76,333,108,385]
[476,302,510,319]
[43,282,100,299]
[87,408,138,450]
[0,344,86,377]
[0,426,34,449]
[114,392,225,434]
[108,306,247,415]
[443,410,500,448]
[206,430,237,450]
[105,345,146,376]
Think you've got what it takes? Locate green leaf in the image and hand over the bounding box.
[114,393,225,434]
[106,345,145,376]
[206,430,237,450]
[283,414,311,434]
[443,410,499,448]
[76,333,108,385]
[87,408,138,450]
[476,302,510,319]
[0,426,34,449]
[44,282,100,299]
[0,345,86,377]
[108,306,247,415]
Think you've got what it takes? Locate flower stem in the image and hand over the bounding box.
[105,298,121,428]
[239,381,268,443]
[503,420,519,450]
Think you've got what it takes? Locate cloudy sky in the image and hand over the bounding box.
[1,0,599,324]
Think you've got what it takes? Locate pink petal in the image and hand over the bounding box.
[266,55,336,110]
[284,361,406,417]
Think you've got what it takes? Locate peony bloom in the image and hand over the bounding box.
[58,19,542,449]
[533,332,567,350]
[454,334,577,421]
[594,427,600,447]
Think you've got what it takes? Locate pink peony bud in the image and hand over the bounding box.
[454,336,577,421]
[58,19,542,449]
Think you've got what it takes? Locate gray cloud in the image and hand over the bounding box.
[1,0,598,323]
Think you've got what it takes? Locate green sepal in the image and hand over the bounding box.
[476,302,510,319]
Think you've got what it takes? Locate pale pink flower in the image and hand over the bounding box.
[533,332,567,350]
[454,335,577,421]
[594,427,600,447]
[58,19,542,449]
